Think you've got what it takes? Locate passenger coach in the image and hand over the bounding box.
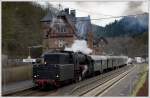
[90,55,128,74]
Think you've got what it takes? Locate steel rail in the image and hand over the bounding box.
[80,65,135,96]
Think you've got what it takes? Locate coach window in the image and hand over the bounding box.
[107,59,109,68]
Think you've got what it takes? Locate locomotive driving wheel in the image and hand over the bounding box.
[78,75,82,81]
[74,69,82,82]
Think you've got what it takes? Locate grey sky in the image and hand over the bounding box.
[37,0,148,26]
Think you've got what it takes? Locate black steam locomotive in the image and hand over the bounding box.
[33,51,128,88]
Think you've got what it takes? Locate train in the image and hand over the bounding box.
[33,51,128,88]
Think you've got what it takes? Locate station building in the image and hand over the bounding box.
[40,8,107,54]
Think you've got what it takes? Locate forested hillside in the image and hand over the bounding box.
[103,32,148,57]
[93,13,148,38]
[2,2,50,58]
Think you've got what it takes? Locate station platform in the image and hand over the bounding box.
[2,80,34,95]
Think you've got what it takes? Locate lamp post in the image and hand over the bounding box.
[27,45,42,59]
[28,47,31,59]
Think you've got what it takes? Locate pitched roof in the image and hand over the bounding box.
[40,11,56,22]
[75,16,92,39]
[40,9,92,39]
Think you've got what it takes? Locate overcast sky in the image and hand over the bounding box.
[37,0,148,26]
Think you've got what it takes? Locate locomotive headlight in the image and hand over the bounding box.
[44,61,47,64]
[34,75,39,78]
[56,74,59,78]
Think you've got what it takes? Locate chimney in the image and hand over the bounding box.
[70,10,76,17]
[64,8,69,14]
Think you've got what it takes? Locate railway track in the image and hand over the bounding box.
[4,65,134,96]
[78,65,135,96]
[69,65,134,96]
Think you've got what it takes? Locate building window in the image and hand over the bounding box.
[56,25,60,33]
[44,32,49,39]
[56,24,66,33]
[61,26,66,33]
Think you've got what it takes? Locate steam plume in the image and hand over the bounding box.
[65,40,92,54]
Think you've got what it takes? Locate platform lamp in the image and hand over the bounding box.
[27,45,43,59]
[28,46,31,59]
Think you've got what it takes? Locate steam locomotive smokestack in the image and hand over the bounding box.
[65,40,92,54]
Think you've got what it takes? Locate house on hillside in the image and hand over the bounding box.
[93,37,108,54]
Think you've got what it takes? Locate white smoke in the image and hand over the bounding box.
[124,1,147,15]
[65,40,92,54]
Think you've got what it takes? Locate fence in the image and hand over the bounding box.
[2,55,33,84]
[2,58,33,68]
[2,65,33,85]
